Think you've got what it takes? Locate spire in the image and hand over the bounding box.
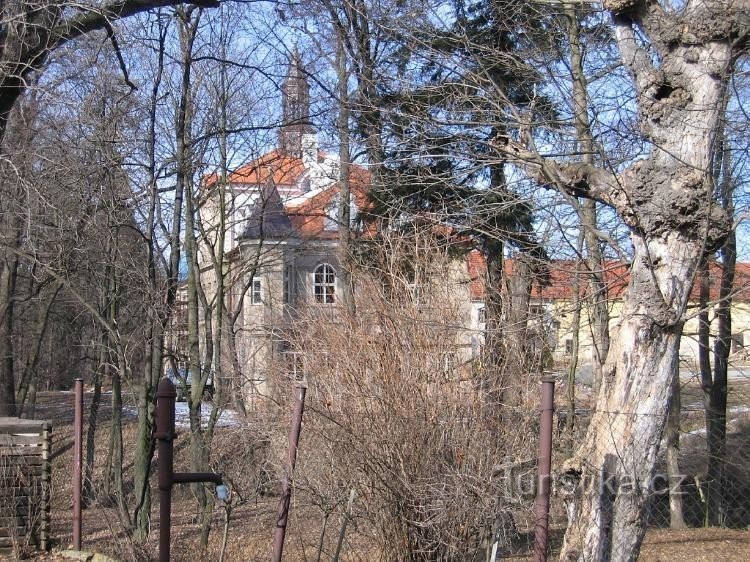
[278,48,315,157]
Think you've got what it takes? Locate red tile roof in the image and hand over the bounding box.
[209,148,372,239]
[204,149,307,188]
[466,250,750,303]
[287,181,370,239]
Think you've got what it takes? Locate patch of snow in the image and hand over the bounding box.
[122,402,238,428]
[682,401,704,411]
[173,402,240,428]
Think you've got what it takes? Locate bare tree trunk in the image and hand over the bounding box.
[699,256,712,428]
[83,332,106,504]
[566,6,609,402]
[0,236,19,416]
[504,257,532,377]
[17,282,62,414]
[197,13,232,547]
[566,238,584,455]
[111,364,131,528]
[336,33,354,315]
[707,123,735,527]
[86,240,119,505]
[173,8,217,549]
[555,2,737,556]
[483,244,505,394]
[560,235,703,560]
[698,254,714,521]
[132,16,172,540]
[665,368,686,528]
[103,363,115,500]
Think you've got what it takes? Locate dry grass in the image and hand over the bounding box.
[6,390,746,561]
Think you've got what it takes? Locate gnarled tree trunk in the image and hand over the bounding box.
[560,235,701,559]
[505,1,740,558]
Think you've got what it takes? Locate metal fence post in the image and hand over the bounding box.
[155,377,224,562]
[272,383,307,562]
[534,374,556,562]
[72,378,83,550]
[156,378,176,562]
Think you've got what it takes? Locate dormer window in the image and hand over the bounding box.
[314,264,335,304]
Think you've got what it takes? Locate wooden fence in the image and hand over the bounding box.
[0,417,52,556]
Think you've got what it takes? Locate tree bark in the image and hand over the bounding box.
[131,14,175,540]
[482,243,504,387]
[504,257,533,376]
[706,119,735,527]
[0,212,20,417]
[336,32,354,315]
[698,254,714,524]
[83,332,106,504]
[566,238,584,456]
[561,235,699,560]
[554,1,738,557]
[17,282,63,415]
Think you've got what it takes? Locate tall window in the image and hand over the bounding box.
[314,264,336,304]
[478,307,486,324]
[251,278,262,305]
[283,265,295,305]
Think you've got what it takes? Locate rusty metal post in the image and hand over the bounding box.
[72,378,83,550]
[534,374,556,562]
[155,377,224,562]
[156,378,176,562]
[272,383,307,562]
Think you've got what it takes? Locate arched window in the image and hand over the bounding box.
[314,263,336,304]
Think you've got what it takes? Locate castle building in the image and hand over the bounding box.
[198,51,371,406]
[192,52,750,408]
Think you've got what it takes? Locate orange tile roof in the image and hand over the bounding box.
[204,149,307,188]
[209,148,372,240]
[287,182,370,239]
[205,149,371,191]
[466,251,750,303]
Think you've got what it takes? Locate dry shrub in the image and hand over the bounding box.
[274,232,541,560]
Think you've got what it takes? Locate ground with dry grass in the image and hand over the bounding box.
[6,386,750,561]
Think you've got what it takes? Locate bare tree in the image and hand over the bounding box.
[0,0,220,416]
[295,0,747,557]
[500,1,746,557]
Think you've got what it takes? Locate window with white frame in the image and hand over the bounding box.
[313,263,336,304]
[251,277,262,305]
